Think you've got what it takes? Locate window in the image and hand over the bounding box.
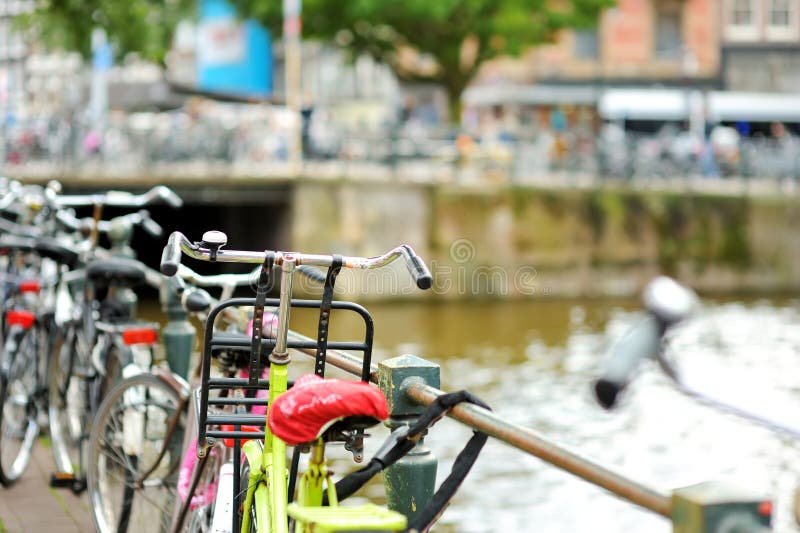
[655,5,682,59]
[767,0,798,40]
[574,29,598,60]
[726,0,760,41]
[770,0,791,25]
[732,0,754,25]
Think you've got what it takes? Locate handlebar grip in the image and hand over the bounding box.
[138,210,163,238]
[405,250,433,290]
[297,265,326,284]
[182,288,213,313]
[160,232,183,276]
[594,316,663,409]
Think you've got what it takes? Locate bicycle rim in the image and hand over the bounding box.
[88,373,185,533]
[0,328,40,484]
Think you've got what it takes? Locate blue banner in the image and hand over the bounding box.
[197,0,273,98]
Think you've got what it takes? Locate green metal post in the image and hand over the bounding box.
[160,284,195,379]
[672,482,772,533]
[378,355,440,524]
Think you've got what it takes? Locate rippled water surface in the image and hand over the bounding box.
[288,298,800,532]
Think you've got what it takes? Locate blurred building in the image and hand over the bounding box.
[463,0,720,135]
[720,0,800,92]
[473,0,719,92]
[0,0,34,118]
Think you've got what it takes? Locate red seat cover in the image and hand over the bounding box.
[268,374,388,445]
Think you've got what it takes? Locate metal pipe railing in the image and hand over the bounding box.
[285,333,671,517]
[402,379,672,518]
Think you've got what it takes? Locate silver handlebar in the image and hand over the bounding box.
[161,230,433,290]
[52,185,183,209]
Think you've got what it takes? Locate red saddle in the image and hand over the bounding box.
[268,374,389,446]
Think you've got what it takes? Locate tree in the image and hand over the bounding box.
[17,0,192,64]
[231,0,614,120]
[19,0,613,120]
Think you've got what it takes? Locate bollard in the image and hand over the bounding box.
[379,354,440,524]
[672,482,772,533]
[160,284,195,380]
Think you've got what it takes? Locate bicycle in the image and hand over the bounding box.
[43,186,183,489]
[86,263,253,533]
[86,258,326,533]
[592,275,799,532]
[159,229,443,533]
[0,186,85,485]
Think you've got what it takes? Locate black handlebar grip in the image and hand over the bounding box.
[594,316,663,410]
[183,289,212,313]
[407,251,433,290]
[160,232,182,276]
[297,265,326,284]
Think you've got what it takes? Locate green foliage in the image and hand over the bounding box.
[18,0,612,116]
[232,0,614,116]
[16,0,193,63]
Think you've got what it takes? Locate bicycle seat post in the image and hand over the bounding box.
[270,254,296,365]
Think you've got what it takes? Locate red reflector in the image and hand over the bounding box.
[6,310,35,329]
[758,500,772,517]
[221,424,262,447]
[18,280,40,293]
[122,328,158,346]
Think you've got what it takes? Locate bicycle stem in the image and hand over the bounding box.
[272,257,295,362]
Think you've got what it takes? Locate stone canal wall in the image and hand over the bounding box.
[292,181,800,298]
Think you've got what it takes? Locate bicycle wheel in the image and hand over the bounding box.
[177,445,229,533]
[48,325,86,476]
[0,326,40,484]
[49,327,125,478]
[88,372,186,533]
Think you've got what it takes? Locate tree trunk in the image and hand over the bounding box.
[444,77,468,125]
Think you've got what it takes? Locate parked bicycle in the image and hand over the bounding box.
[154,230,490,533]
[0,183,185,490]
[593,276,799,532]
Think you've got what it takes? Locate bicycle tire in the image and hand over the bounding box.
[88,372,185,533]
[0,326,40,484]
[49,328,125,478]
[47,324,85,476]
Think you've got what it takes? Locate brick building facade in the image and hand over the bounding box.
[478,0,719,88]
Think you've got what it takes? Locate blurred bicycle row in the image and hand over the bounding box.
[3,109,800,185]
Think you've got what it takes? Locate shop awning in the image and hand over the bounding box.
[598,89,688,121]
[708,92,800,122]
[462,84,598,107]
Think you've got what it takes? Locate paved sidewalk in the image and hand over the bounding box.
[0,440,93,532]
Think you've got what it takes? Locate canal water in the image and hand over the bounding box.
[153,296,800,532]
[289,297,800,532]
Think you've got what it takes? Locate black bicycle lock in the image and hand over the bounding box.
[249,251,275,385]
[322,390,491,533]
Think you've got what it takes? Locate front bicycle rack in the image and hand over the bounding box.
[193,296,375,532]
